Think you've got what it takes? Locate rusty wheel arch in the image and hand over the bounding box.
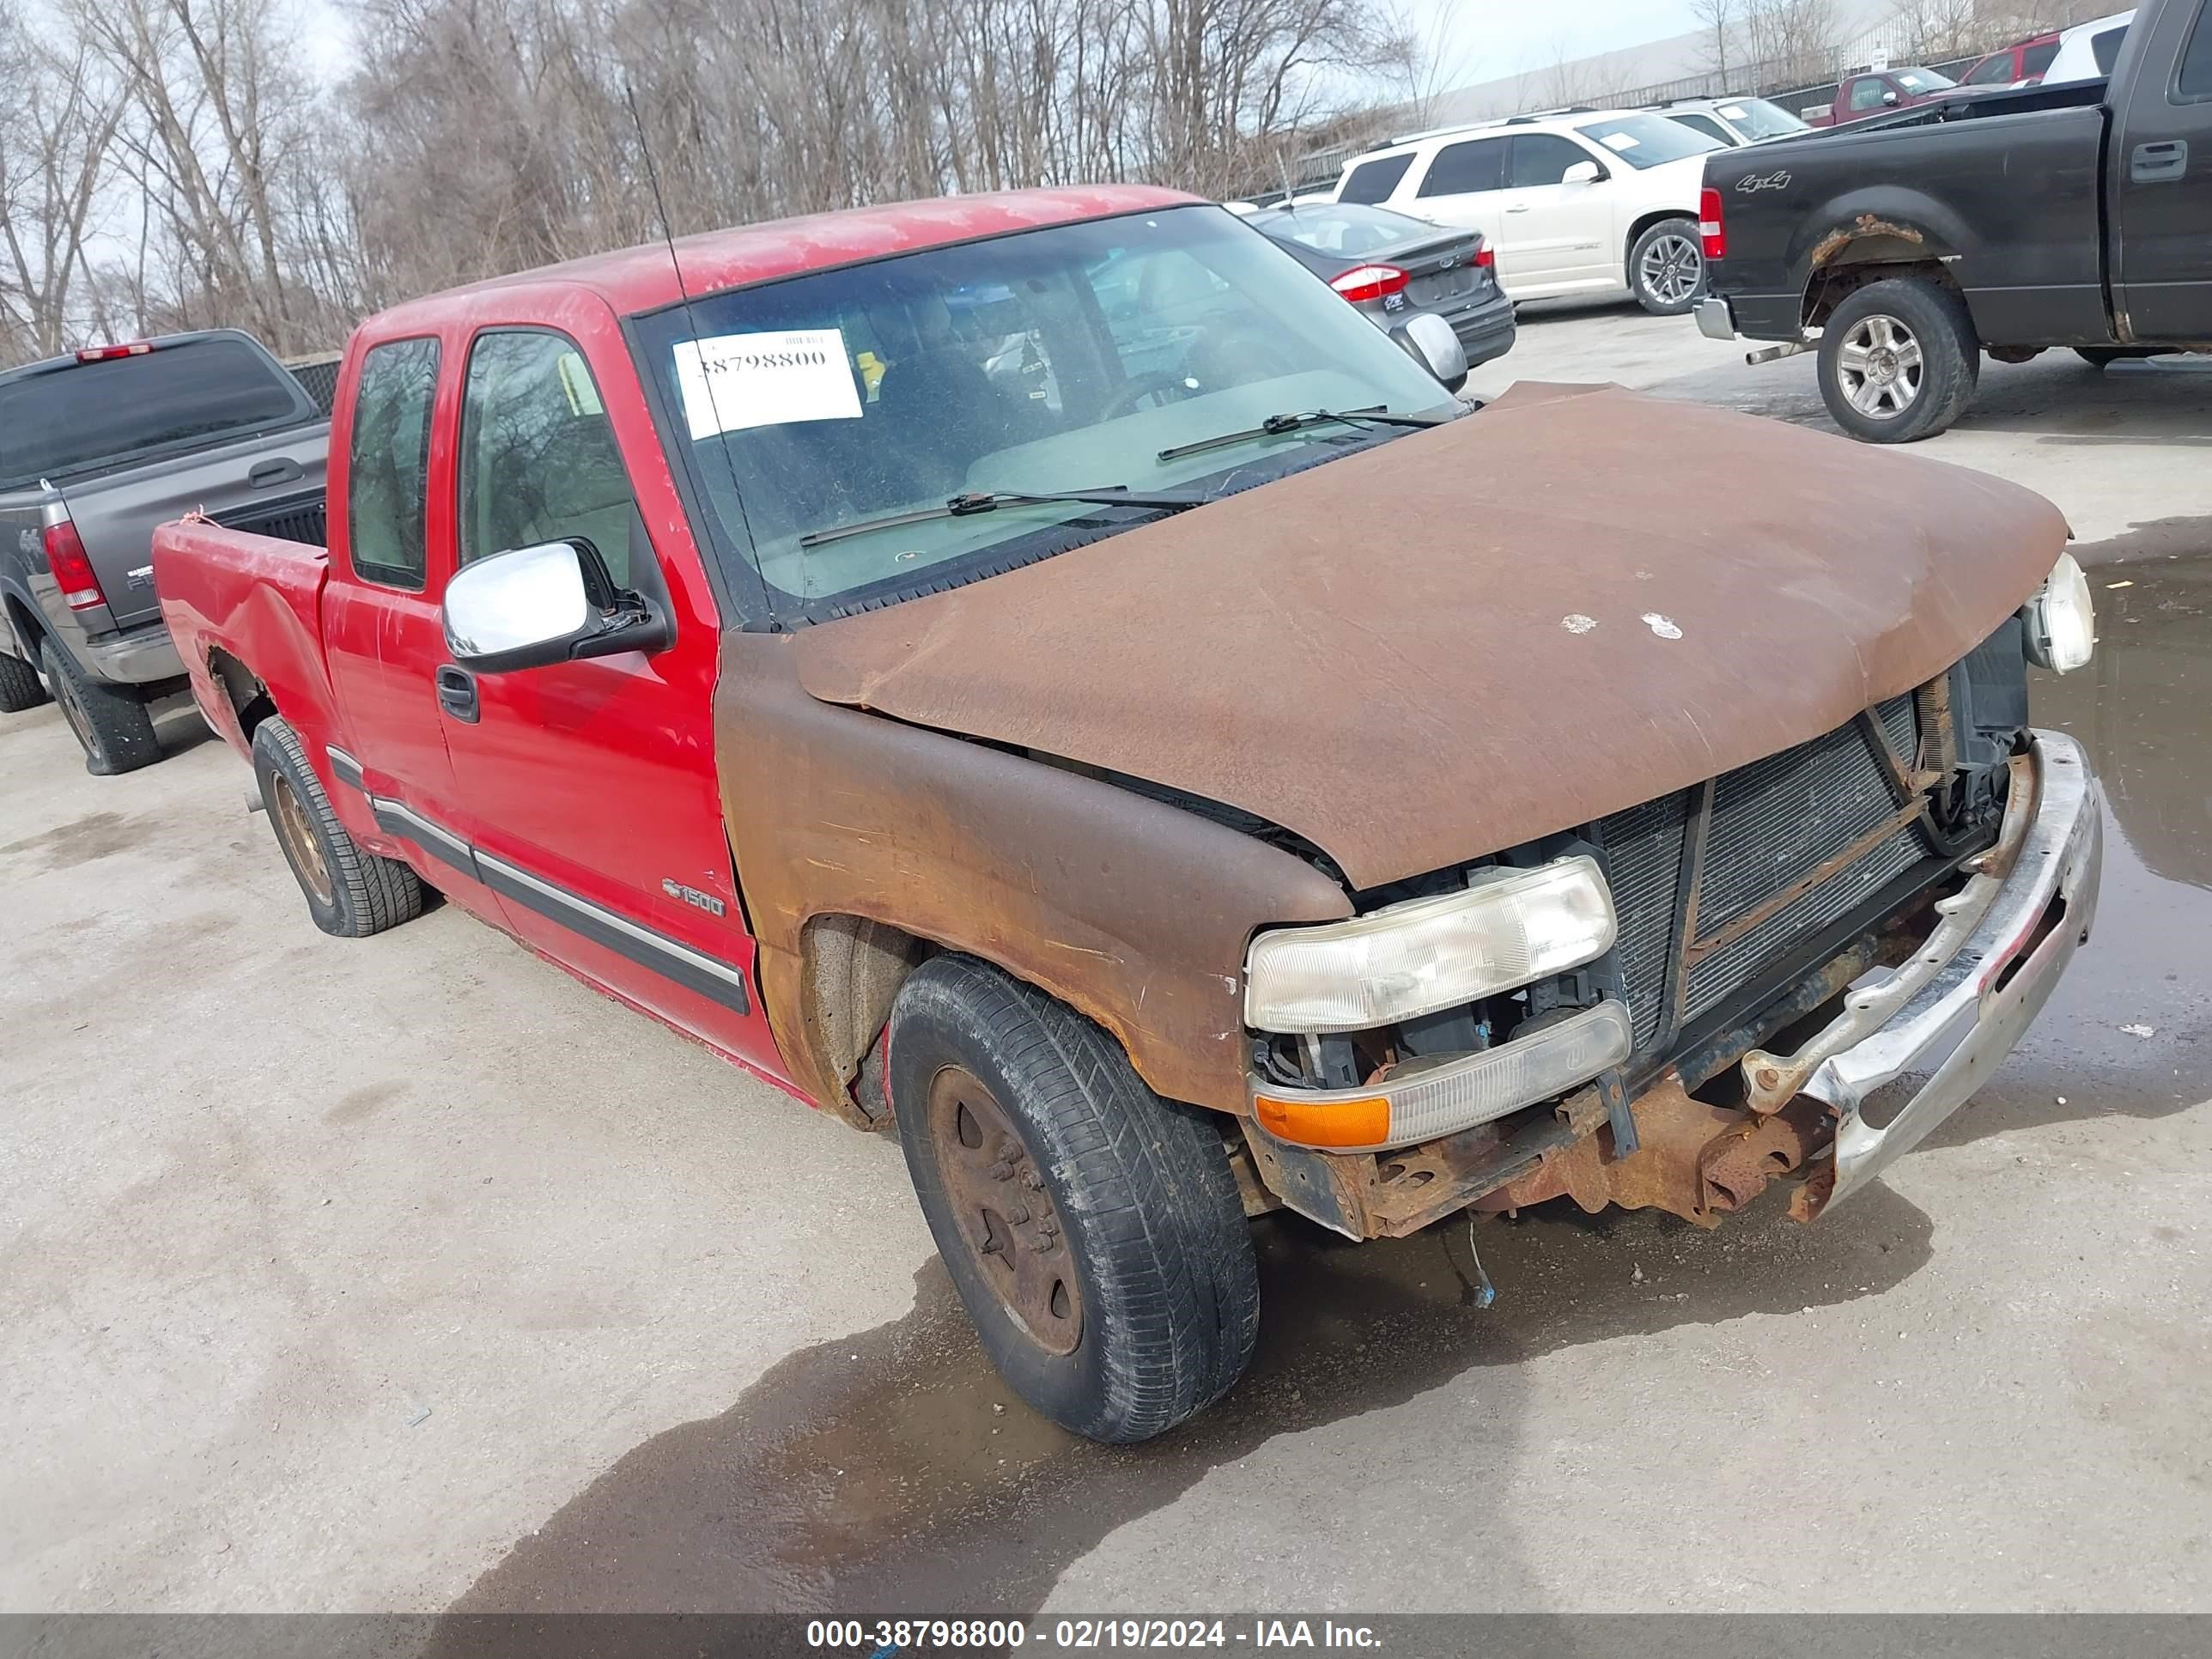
[1800,218,1963,332]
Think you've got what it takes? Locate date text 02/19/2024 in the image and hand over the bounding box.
[805,1619,1384,1650]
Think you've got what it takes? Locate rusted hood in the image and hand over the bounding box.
[793,382,2069,890]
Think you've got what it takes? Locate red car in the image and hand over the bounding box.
[1957,31,2064,88]
[1806,64,1962,126]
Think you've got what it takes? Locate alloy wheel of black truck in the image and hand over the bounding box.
[888,953,1259,1443]
[1629,218,1705,315]
[252,716,426,938]
[40,639,159,775]
[1817,278,1979,443]
[0,649,49,714]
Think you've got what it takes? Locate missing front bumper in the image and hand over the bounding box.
[1744,731,2102,1218]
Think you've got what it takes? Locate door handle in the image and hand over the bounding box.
[2131,140,2188,183]
[435,664,480,724]
[1505,203,1531,213]
[247,457,304,489]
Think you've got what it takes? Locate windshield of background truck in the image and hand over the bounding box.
[1892,67,1956,91]
[1717,98,1808,138]
[633,204,1456,618]
[1572,113,1723,168]
[0,336,313,488]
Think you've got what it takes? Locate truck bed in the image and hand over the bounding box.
[154,503,337,764]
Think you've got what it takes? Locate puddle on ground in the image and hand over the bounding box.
[433,1182,1933,1627]
[428,551,2212,1631]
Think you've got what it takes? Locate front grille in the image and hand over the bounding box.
[1597,696,1932,1053]
[216,495,326,548]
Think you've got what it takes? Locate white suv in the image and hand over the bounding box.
[1332,109,1725,314]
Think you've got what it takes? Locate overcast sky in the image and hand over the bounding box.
[1401,0,1702,91]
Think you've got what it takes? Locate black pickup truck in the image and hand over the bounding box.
[1695,0,2210,441]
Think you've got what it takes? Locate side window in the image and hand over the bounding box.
[346,337,439,591]
[1671,112,1731,143]
[1509,133,1595,187]
[1964,54,2014,85]
[1418,137,1506,197]
[2024,40,2059,77]
[2185,4,2212,95]
[1339,154,1414,204]
[457,331,636,586]
[1849,77,1891,111]
[2091,25,2128,76]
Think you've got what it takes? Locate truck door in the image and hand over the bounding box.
[2109,0,2212,340]
[433,323,778,1072]
[321,333,502,921]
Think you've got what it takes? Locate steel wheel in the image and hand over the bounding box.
[267,769,336,909]
[1638,233,1703,307]
[926,1062,1083,1356]
[1836,313,1924,419]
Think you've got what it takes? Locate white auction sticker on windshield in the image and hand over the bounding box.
[673,329,861,439]
[1598,131,1640,152]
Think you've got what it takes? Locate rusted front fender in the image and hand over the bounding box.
[714,630,1352,1117]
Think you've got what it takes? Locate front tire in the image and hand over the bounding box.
[889,954,1259,1443]
[1629,217,1705,315]
[1817,278,1978,442]
[252,716,425,937]
[0,648,48,713]
[41,639,158,775]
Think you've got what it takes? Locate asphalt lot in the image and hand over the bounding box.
[5,303,2211,1622]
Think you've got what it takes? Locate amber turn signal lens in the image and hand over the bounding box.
[1253,1091,1391,1150]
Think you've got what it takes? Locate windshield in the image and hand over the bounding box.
[633,204,1458,620]
[1573,113,1723,168]
[1717,98,1808,139]
[1248,203,1438,257]
[1892,67,1956,91]
[0,335,314,488]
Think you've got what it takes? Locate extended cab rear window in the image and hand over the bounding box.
[0,335,314,488]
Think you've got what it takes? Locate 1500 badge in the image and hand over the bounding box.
[662,878,726,917]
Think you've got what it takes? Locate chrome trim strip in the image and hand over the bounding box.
[473,848,750,1013]
[325,744,365,790]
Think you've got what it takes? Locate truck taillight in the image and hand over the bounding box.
[1331,264,1410,302]
[45,520,105,611]
[75,342,155,362]
[1699,187,1726,260]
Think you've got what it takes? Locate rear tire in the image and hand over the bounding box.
[41,639,159,775]
[1816,277,1978,442]
[1628,217,1705,315]
[889,954,1259,1443]
[2075,346,2160,368]
[0,648,48,713]
[252,716,425,938]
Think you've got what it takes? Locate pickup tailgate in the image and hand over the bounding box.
[153,514,334,760]
[62,423,328,631]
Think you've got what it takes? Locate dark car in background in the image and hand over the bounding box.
[1243,202,1515,371]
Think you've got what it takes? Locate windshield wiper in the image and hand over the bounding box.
[798,486,1201,549]
[1155,404,1447,465]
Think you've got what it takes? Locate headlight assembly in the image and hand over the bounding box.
[2022,550,2095,674]
[1244,854,1617,1034]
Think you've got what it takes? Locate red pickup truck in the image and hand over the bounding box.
[156,185,2104,1443]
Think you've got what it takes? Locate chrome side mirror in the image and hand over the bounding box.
[1397,312,1469,393]
[1881,88,1901,106]
[441,538,669,674]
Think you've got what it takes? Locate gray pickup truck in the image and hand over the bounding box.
[0,329,329,773]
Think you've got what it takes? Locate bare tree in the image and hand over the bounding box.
[0,5,123,356]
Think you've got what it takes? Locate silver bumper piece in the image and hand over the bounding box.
[1693,295,1736,340]
[1743,731,2102,1213]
